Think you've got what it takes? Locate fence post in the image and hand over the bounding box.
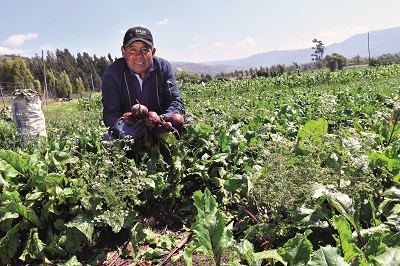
[0,86,6,108]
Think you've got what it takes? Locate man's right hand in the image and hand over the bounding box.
[109,119,145,139]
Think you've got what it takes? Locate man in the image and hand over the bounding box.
[102,26,186,139]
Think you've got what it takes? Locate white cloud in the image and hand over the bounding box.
[190,43,199,49]
[237,37,255,46]
[3,33,38,47]
[0,46,26,54]
[40,43,55,52]
[320,26,369,44]
[213,41,228,48]
[156,18,169,26]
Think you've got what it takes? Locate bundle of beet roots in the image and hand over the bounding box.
[121,102,185,132]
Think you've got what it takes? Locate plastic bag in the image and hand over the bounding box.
[12,96,47,144]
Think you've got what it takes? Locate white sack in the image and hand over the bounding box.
[12,96,47,143]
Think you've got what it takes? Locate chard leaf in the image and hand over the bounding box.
[307,245,348,266]
[66,214,93,241]
[19,227,47,262]
[5,202,40,227]
[0,223,20,264]
[373,247,400,266]
[332,215,362,263]
[327,192,361,232]
[0,157,20,180]
[297,118,328,143]
[61,227,87,254]
[0,150,32,176]
[189,188,234,265]
[254,249,287,266]
[278,229,313,266]
[362,231,388,262]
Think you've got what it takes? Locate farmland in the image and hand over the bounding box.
[1,64,400,265]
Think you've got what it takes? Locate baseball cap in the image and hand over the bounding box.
[123,26,153,48]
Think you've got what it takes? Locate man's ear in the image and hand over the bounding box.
[121,46,125,57]
[152,47,156,56]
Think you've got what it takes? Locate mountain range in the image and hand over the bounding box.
[171,26,400,76]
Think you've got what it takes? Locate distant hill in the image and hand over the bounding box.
[171,26,400,75]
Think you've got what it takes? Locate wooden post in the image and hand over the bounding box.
[42,50,48,105]
[0,86,6,108]
[368,33,371,64]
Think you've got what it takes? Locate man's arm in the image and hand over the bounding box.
[160,60,186,118]
[102,70,123,128]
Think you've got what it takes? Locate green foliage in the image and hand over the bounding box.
[185,188,235,266]
[325,53,348,71]
[1,64,400,264]
[0,56,35,90]
[75,77,85,95]
[57,70,73,98]
[175,70,203,83]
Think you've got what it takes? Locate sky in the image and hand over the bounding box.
[1,0,400,63]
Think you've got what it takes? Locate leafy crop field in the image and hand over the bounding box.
[1,64,400,265]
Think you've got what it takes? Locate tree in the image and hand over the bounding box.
[0,57,34,90]
[46,69,57,92]
[175,71,202,83]
[33,80,41,93]
[324,53,348,71]
[57,70,72,98]
[311,39,325,62]
[277,64,286,75]
[75,77,85,97]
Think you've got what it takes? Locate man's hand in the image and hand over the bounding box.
[109,119,145,139]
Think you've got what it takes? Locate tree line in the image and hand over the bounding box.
[0,49,114,98]
[1,50,399,95]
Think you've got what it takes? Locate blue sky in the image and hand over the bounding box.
[1,0,399,63]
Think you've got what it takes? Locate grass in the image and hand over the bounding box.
[42,99,79,121]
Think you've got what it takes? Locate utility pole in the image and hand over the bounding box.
[91,73,95,93]
[368,33,371,65]
[42,50,48,104]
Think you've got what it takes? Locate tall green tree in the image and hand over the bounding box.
[46,69,57,97]
[325,53,348,71]
[93,54,110,78]
[75,77,85,97]
[57,70,72,98]
[56,49,77,84]
[0,57,34,90]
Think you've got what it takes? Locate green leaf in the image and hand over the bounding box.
[58,255,83,266]
[189,188,235,265]
[66,214,93,241]
[19,227,47,262]
[0,157,20,180]
[327,192,361,232]
[0,150,31,176]
[278,229,313,266]
[332,215,362,263]
[0,223,21,264]
[254,249,287,266]
[362,231,388,262]
[308,245,348,266]
[5,202,40,227]
[297,118,328,143]
[373,247,400,266]
[61,227,87,254]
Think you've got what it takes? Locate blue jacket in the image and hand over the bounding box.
[101,56,186,128]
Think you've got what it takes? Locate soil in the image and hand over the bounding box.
[83,228,236,266]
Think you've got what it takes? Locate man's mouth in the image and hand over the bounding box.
[134,61,144,65]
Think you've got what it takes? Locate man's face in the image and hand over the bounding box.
[122,41,155,78]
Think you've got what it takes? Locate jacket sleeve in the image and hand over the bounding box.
[160,59,186,118]
[102,65,123,128]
